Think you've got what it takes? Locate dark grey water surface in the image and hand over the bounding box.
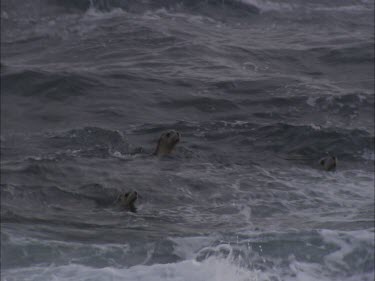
[1,0,374,280]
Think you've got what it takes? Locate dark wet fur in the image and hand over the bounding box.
[116,191,138,213]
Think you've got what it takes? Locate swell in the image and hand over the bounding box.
[17,122,375,160]
[317,43,375,65]
[159,97,239,113]
[46,127,131,155]
[124,121,374,161]
[1,120,372,173]
[1,68,104,100]
[193,121,373,160]
[1,183,120,215]
[246,92,374,116]
[52,0,261,14]
[49,0,373,15]
[245,123,374,160]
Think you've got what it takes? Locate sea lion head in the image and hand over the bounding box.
[154,130,181,156]
[319,155,337,171]
[118,191,138,212]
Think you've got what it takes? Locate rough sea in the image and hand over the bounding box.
[1,0,374,280]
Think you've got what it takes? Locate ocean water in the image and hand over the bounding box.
[1,0,374,280]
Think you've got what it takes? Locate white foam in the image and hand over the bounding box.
[361,150,375,161]
[110,150,137,160]
[85,0,125,19]
[318,229,375,279]
[306,96,319,107]
[149,8,218,25]
[3,229,374,281]
[239,0,371,13]
[240,0,294,12]
[170,236,217,259]
[2,258,261,281]
[4,250,373,281]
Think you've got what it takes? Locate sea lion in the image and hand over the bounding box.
[153,130,181,156]
[116,191,138,212]
[319,155,337,171]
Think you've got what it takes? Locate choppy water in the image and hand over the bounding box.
[1,0,374,280]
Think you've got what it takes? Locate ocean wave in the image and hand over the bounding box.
[137,119,373,161]
[248,123,374,159]
[1,68,103,100]
[125,120,374,161]
[248,92,374,121]
[1,232,132,269]
[159,96,239,112]
[210,77,299,94]
[2,229,373,281]
[318,43,374,65]
[1,0,372,33]
[1,183,118,213]
[50,0,373,15]
[46,127,132,158]
[55,0,261,14]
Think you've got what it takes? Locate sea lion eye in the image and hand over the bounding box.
[166,132,171,137]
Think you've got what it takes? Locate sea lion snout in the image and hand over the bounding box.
[117,191,138,212]
[319,155,337,171]
[124,191,138,205]
[165,130,180,143]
